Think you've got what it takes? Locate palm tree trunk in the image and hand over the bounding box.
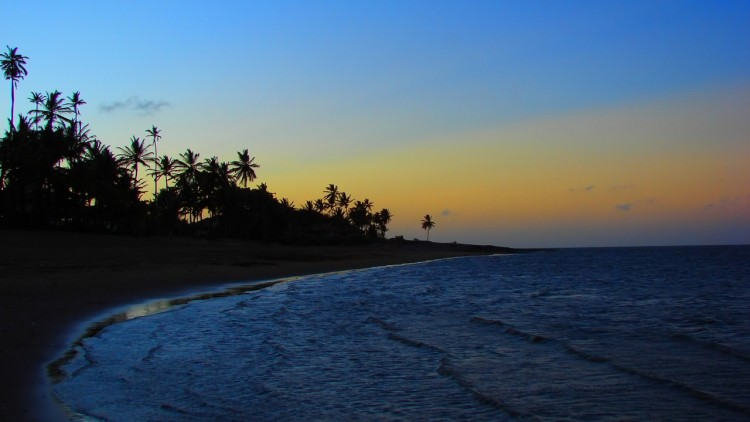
[154,144,158,197]
[9,81,15,140]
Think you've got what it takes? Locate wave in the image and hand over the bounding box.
[671,333,750,362]
[436,357,532,419]
[470,316,548,343]
[470,315,750,417]
[366,315,400,332]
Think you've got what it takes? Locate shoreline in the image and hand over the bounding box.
[0,230,512,421]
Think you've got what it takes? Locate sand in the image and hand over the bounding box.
[0,230,507,421]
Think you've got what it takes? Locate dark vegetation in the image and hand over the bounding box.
[0,46,392,243]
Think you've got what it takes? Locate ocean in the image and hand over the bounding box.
[52,246,750,421]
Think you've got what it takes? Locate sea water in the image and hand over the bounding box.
[52,246,750,421]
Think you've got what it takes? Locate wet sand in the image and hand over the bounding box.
[0,230,508,421]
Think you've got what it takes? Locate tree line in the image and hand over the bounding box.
[0,45,395,243]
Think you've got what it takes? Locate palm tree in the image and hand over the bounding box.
[150,155,177,189]
[145,125,161,195]
[375,208,392,238]
[348,200,371,233]
[1,46,29,137]
[280,198,295,210]
[199,156,232,217]
[302,200,316,212]
[202,156,233,189]
[66,91,86,136]
[175,149,201,220]
[116,136,153,190]
[230,148,259,188]
[324,184,339,214]
[175,148,201,183]
[30,90,72,130]
[361,198,374,212]
[421,214,435,241]
[28,92,45,130]
[314,198,326,213]
[336,192,352,213]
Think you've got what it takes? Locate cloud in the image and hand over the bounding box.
[100,96,170,115]
[441,208,459,217]
[615,197,656,212]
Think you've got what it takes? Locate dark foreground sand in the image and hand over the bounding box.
[0,230,509,421]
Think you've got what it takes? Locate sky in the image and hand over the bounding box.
[2,1,749,247]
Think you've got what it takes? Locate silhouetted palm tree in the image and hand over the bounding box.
[324,184,339,214]
[280,198,295,210]
[421,214,435,241]
[66,91,86,136]
[175,148,200,183]
[31,91,72,130]
[1,46,29,137]
[199,156,232,217]
[302,200,316,212]
[230,148,259,188]
[362,198,374,212]
[314,199,326,213]
[337,192,352,213]
[175,149,201,221]
[150,155,177,189]
[28,92,45,130]
[145,126,161,195]
[348,200,371,233]
[116,136,152,191]
[375,208,392,238]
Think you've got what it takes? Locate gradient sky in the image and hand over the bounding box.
[2,1,749,247]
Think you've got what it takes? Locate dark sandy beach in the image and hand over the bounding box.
[0,230,507,420]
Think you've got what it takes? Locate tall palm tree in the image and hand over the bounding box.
[66,91,86,136]
[30,90,72,130]
[150,155,177,189]
[1,46,29,137]
[145,125,161,195]
[28,92,45,130]
[230,148,259,188]
[116,136,153,190]
[421,214,435,241]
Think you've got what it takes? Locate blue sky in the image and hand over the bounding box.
[3,1,749,246]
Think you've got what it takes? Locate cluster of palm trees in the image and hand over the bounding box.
[1,46,394,241]
[299,184,393,238]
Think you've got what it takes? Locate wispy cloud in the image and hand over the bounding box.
[615,203,632,211]
[441,208,459,217]
[100,96,170,115]
[615,198,655,212]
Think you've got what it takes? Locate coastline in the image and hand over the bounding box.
[0,230,511,421]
